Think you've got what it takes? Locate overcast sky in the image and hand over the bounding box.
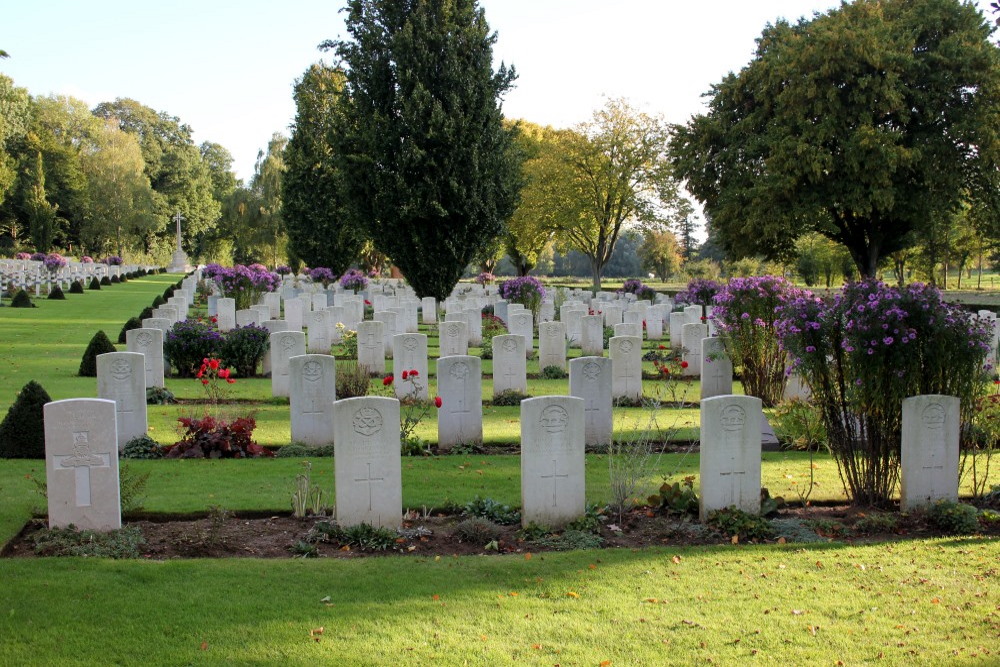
[2,0,996,186]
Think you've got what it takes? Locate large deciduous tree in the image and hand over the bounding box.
[326,0,519,299]
[671,0,1000,278]
[283,63,366,274]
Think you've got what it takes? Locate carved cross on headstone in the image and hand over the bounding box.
[55,434,111,508]
[539,459,569,507]
[354,462,385,512]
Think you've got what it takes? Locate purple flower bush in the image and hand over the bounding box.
[30,252,46,262]
[163,319,225,377]
[81,256,94,263]
[712,275,809,406]
[776,279,992,506]
[474,272,495,286]
[209,264,281,310]
[102,255,123,266]
[276,265,292,275]
[14,252,31,260]
[674,278,720,307]
[618,279,656,302]
[309,267,336,286]
[43,253,68,271]
[499,276,546,315]
[340,269,369,292]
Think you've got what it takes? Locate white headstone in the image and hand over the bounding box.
[492,334,527,395]
[669,311,685,353]
[783,372,811,402]
[538,321,567,371]
[700,337,733,399]
[126,328,164,389]
[682,323,709,376]
[684,305,704,325]
[289,354,336,446]
[264,292,281,319]
[421,297,437,324]
[699,395,763,520]
[307,309,333,354]
[393,334,428,400]
[356,320,386,375]
[614,322,641,338]
[581,315,604,357]
[373,310,398,359]
[333,397,402,528]
[520,396,586,528]
[284,297,304,332]
[603,304,623,327]
[437,355,483,450]
[569,357,613,447]
[900,395,960,511]
[270,331,306,397]
[235,308,258,328]
[216,298,236,331]
[465,308,483,347]
[562,309,584,348]
[96,352,147,451]
[609,335,643,401]
[439,320,469,357]
[494,299,509,325]
[509,310,534,354]
[261,319,290,375]
[44,398,121,531]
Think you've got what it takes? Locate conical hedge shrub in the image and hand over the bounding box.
[138,306,154,321]
[0,380,52,459]
[79,330,116,377]
[11,289,35,308]
[100,276,111,286]
[69,280,85,294]
[88,277,101,290]
[118,316,143,343]
[47,285,66,300]
[151,295,166,308]
[110,274,120,284]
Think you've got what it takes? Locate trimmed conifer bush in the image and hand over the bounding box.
[100,276,112,286]
[88,277,101,290]
[79,330,116,376]
[119,274,128,283]
[47,285,66,300]
[110,274,120,283]
[138,306,154,321]
[11,289,35,308]
[162,286,175,300]
[0,380,52,458]
[69,280,85,294]
[118,316,143,343]
[152,295,166,308]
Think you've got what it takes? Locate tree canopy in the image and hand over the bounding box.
[326,0,520,299]
[671,0,1000,277]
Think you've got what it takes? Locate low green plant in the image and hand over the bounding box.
[540,365,568,379]
[853,511,899,535]
[145,386,176,405]
[771,400,828,452]
[926,500,980,535]
[119,463,151,512]
[602,325,615,348]
[706,507,776,541]
[122,435,164,460]
[0,380,51,459]
[32,525,146,558]
[337,523,398,551]
[452,517,503,544]
[110,275,120,284]
[219,324,269,377]
[291,461,328,518]
[335,324,358,359]
[290,540,319,558]
[517,522,550,541]
[100,276,112,286]
[47,285,65,300]
[11,289,35,308]
[480,315,507,359]
[759,488,785,517]
[647,476,698,516]
[166,415,272,459]
[463,496,521,525]
[492,389,529,406]
[78,330,116,377]
[805,517,848,538]
[277,443,336,458]
[769,518,828,543]
[529,529,604,551]
[564,504,605,533]
[336,360,370,399]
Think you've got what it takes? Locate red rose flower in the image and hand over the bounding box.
[401,370,409,380]
[680,361,689,369]
[208,359,220,370]
[434,396,443,408]
[409,369,419,378]
[383,375,393,386]
[201,378,209,385]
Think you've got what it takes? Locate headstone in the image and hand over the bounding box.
[669,312,685,353]
[520,396,586,528]
[614,322,641,338]
[251,305,271,325]
[700,337,733,399]
[289,354,336,446]
[609,336,643,401]
[492,334,527,395]
[307,309,333,354]
[900,395,960,510]
[96,352,147,451]
[623,310,643,333]
[235,308,258,328]
[562,309,584,348]
[312,294,328,312]
[356,320,386,375]
[684,305,704,325]
[705,305,718,337]
[373,310,398,359]
[261,319,290,375]
[392,334,428,400]
[682,323,709,376]
[465,308,483,347]
[207,295,219,317]
[603,304,623,327]
[126,328,164,389]
[538,321,567,371]
[270,331,306,397]
[421,296,437,325]
[216,298,236,331]
[284,297,304,332]
[539,301,555,323]
[509,310,534,354]
[645,310,664,341]
[437,355,483,450]
[333,397,402,529]
[153,305,179,324]
[580,314,604,357]
[699,395,763,520]
[569,357,613,447]
[439,320,469,357]
[44,398,121,531]
[264,292,281,319]
[783,372,811,402]
[494,299,509,325]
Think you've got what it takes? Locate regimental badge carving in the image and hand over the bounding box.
[449,361,469,381]
[583,361,602,381]
[403,337,418,351]
[502,338,517,353]
[619,339,634,354]
[539,405,569,433]
[720,405,746,432]
[352,407,384,436]
[448,324,460,338]
[281,335,295,351]
[922,403,945,430]
[302,361,323,383]
[110,358,131,380]
[136,332,153,348]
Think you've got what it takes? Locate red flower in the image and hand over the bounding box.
[218,368,230,379]
[208,358,220,370]
[210,316,218,324]
[364,299,372,306]
[661,366,669,375]
[434,396,443,408]
[196,370,204,379]
[202,358,209,364]
[383,375,393,386]
[201,378,209,385]
[401,370,409,380]
[226,378,236,384]
[680,361,689,369]
[658,344,666,350]
[409,369,419,378]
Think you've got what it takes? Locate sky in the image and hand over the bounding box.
[2,0,997,185]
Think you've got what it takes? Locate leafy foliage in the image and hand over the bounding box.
[46,285,65,300]
[88,277,100,290]
[122,435,164,460]
[78,330,115,377]
[647,477,699,515]
[32,525,146,559]
[452,517,503,544]
[0,380,51,458]
[166,415,272,459]
[10,289,34,307]
[219,324,269,378]
[463,496,521,525]
[117,316,142,343]
[926,500,980,535]
[163,319,223,377]
[492,389,529,406]
[540,365,568,379]
[706,507,775,541]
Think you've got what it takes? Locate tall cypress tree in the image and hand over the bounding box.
[326,0,520,299]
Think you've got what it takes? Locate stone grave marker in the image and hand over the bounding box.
[284,297,304,332]
[264,292,281,319]
[580,314,604,357]
[684,305,703,325]
[421,297,437,324]
[96,352,147,451]
[289,354,336,446]
[373,311,397,359]
[437,355,483,450]
[44,398,121,531]
[569,357,613,447]
[494,299,509,325]
[539,301,555,323]
[307,309,332,354]
[393,334,428,400]
[603,304,623,327]
[270,331,306,397]
[261,320,290,376]
[699,395,763,520]
[700,337,733,399]
[235,308,258,328]
[333,397,402,528]
[562,309,584,348]
[492,334,527,395]
[465,308,483,347]
[509,310,534,354]
[126,328,164,389]
[439,320,469,357]
[356,320,386,375]
[609,336,643,401]
[614,322,641,338]
[216,298,236,331]
[538,321,567,371]
[682,323,709,376]
[520,396,585,528]
[669,312,685,353]
[900,395,959,510]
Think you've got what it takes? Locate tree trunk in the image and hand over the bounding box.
[591,259,602,291]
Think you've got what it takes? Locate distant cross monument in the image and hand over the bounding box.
[168,210,192,273]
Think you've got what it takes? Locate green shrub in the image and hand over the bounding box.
[480,314,508,359]
[706,507,776,541]
[47,285,65,300]
[336,361,370,399]
[541,365,568,379]
[117,316,143,343]
[219,324,269,377]
[11,289,35,308]
[110,274,120,284]
[492,389,529,406]
[119,274,128,283]
[145,387,176,405]
[88,277,101,290]
[307,522,398,551]
[276,443,336,458]
[122,435,164,459]
[78,330,116,377]
[138,306,154,321]
[0,381,52,458]
[163,286,175,300]
[162,319,223,377]
[771,400,828,452]
[151,294,166,308]
[452,517,503,544]
[463,496,521,525]
[647,477,699,515]
[602,325,615,348]
[32,525,146,558]
[926,500,980,535]
[529,529,604,551]
[853,512,898,535]
[69,280,85,294]
[100,276,111,286]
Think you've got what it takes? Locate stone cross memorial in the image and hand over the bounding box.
[44,398,121,531]
[289,354,336,446]
[520,396,586,528]
[569,356,613,447]
[333,397,402,529]
[96,352,147,451]
[436,355,483,450]
[270,331,306,397]
[699,395,763,520]
[492,334,527,395]
[900,395,960,510]
[126,328,164,389]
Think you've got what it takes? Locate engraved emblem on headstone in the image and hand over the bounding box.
[303,361,322,383]
[720,405,746,431]
[111,358,131,380]
[619,339,634,354]
[502,338,517,353]
[449,361,469,381]
[922,403,945,429]
[583,361,602,381]
[539,405,569,433]
[352,407,384,436]
[281,335,295,351]
[448,324,460,337]
[403,337,418,352]
[136,332,153,348]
